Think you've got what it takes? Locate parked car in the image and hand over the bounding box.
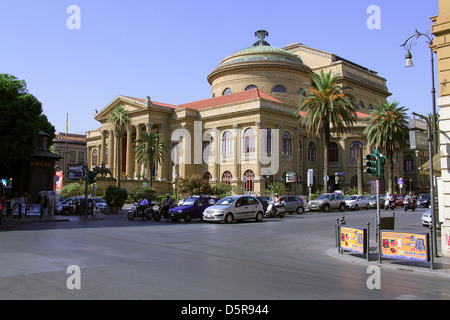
[368,194,386,209]
[392,194,404,206]
[307,193,345,212]
[203,195,264,223]
[56,197,79,215]
[344,195,369,210]
[417,194,431,208]
[256,196,270,212]
[168,195,217,222]
[92,197,110,214]
[279,196,305,214]
[421,209,441,229]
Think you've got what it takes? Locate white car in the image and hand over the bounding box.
[421,209,440,229]
[344,195,369,210]
[203,195,264,223]
[92,197,110,214]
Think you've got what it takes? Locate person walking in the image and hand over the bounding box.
[41,195,48,219]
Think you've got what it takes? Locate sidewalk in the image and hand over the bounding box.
[327,245,450,277]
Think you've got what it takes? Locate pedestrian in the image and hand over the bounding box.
[41,195,48,219]
[23,192,30,219]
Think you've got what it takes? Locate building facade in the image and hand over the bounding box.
[86,31,418,196]
[431,0,450,257]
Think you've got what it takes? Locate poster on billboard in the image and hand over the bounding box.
[339,226,367,254]
[381,231,430,262]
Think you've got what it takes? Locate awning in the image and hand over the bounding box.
[419,151,442,177]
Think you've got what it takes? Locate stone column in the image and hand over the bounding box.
[157,123,169,181]
[108,129,114,174]
[135,124,142,178]
[126,125,133,178]
[232,124,241,186]
[100,130,107,165]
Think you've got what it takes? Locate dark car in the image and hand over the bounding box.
[256,196,270,211]
[417,194,431,208]
[279,196,305,214]
[168,195,218,222]
[392,194,404,207]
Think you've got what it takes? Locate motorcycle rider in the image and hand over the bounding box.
[162,193,174,219]
[138,195,149,219]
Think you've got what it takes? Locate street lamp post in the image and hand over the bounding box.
[401,29,438,156]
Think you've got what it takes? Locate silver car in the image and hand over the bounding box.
[279,196,305,214]
[203,195,264,223]
[344,195,369,210]
[308,193,345,212]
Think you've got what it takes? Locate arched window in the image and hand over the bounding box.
[368,104,373,110]
[265,128,272,156]
[223,88,232,95]
[358,101,364,109]
[92,149,98,167]
[349,141,363,165]
[203,172,212,181]
[404,155,414,172]
[203,134,213,161]
[222,171,233,184]
[297,88,306,96]
[308,142,316,163]
[222,131,233,158]
[282,131,292,156]
[328,142,339,163]
[298,141,302,161]
[243,170,255,193]
[243,128,255,154]
[273,85,287,93]
[245,85,258,90]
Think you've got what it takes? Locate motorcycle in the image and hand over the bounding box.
[154,202,173,220]
[403,198,417,212]
[127,201,160,221]
[265,200,286,218]
[384,197,396,211]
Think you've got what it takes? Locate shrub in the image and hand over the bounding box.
[130,186,156,202]
[104,185,128,209]
[60,183,84,198]
[178,174,212,196]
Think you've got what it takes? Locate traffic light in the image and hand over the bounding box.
[87,170,98,184]
[364,154,377,176]
[377,154,385,179]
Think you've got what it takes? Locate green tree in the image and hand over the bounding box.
[295,70,358,192]
[108,106,131,188]
[265,181,287,195]
[0,74,55,177]
[134,131,167,187]
[363,100,409,193]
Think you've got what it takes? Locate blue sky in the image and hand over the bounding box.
[0,0,439,134]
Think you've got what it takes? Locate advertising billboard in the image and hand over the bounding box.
[340,226,367,254]
[381,231,430,262]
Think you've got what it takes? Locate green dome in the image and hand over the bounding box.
[221,44,304,66]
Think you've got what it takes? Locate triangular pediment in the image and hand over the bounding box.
[94,95,149,121]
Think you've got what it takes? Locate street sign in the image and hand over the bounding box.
[409,118,428,131]
[409,130,428,151]
[397,178,403,185]
[307,169,313,187]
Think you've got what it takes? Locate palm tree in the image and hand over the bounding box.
[363,100,409,193]
[295,70,358,192]
[108,106,131,188]
[134,131,167,187]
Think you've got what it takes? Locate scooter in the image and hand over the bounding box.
[265,200,286,218]
[403,198,417,212]
[127,201,160,221]
[155,202,173,220]
[384,197,396,211]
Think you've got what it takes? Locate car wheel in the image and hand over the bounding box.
[339,203,345,212]
[225,213,233,224]
[324,204,331,212]
[366,204,369,210]
[184,213,192,222]
[354,204,359,211]
[255,211,263,222]
[296,206,304,214]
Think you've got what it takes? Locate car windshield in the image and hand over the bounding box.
[216,197,238,206]
[369,195,376,200]
[316,194,330,200]
[419,194,430,200]
[180,198,196,206]
[93,198,106,203]
[345,196,357,200]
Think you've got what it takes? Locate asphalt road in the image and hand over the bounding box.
[1,206,449,303]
